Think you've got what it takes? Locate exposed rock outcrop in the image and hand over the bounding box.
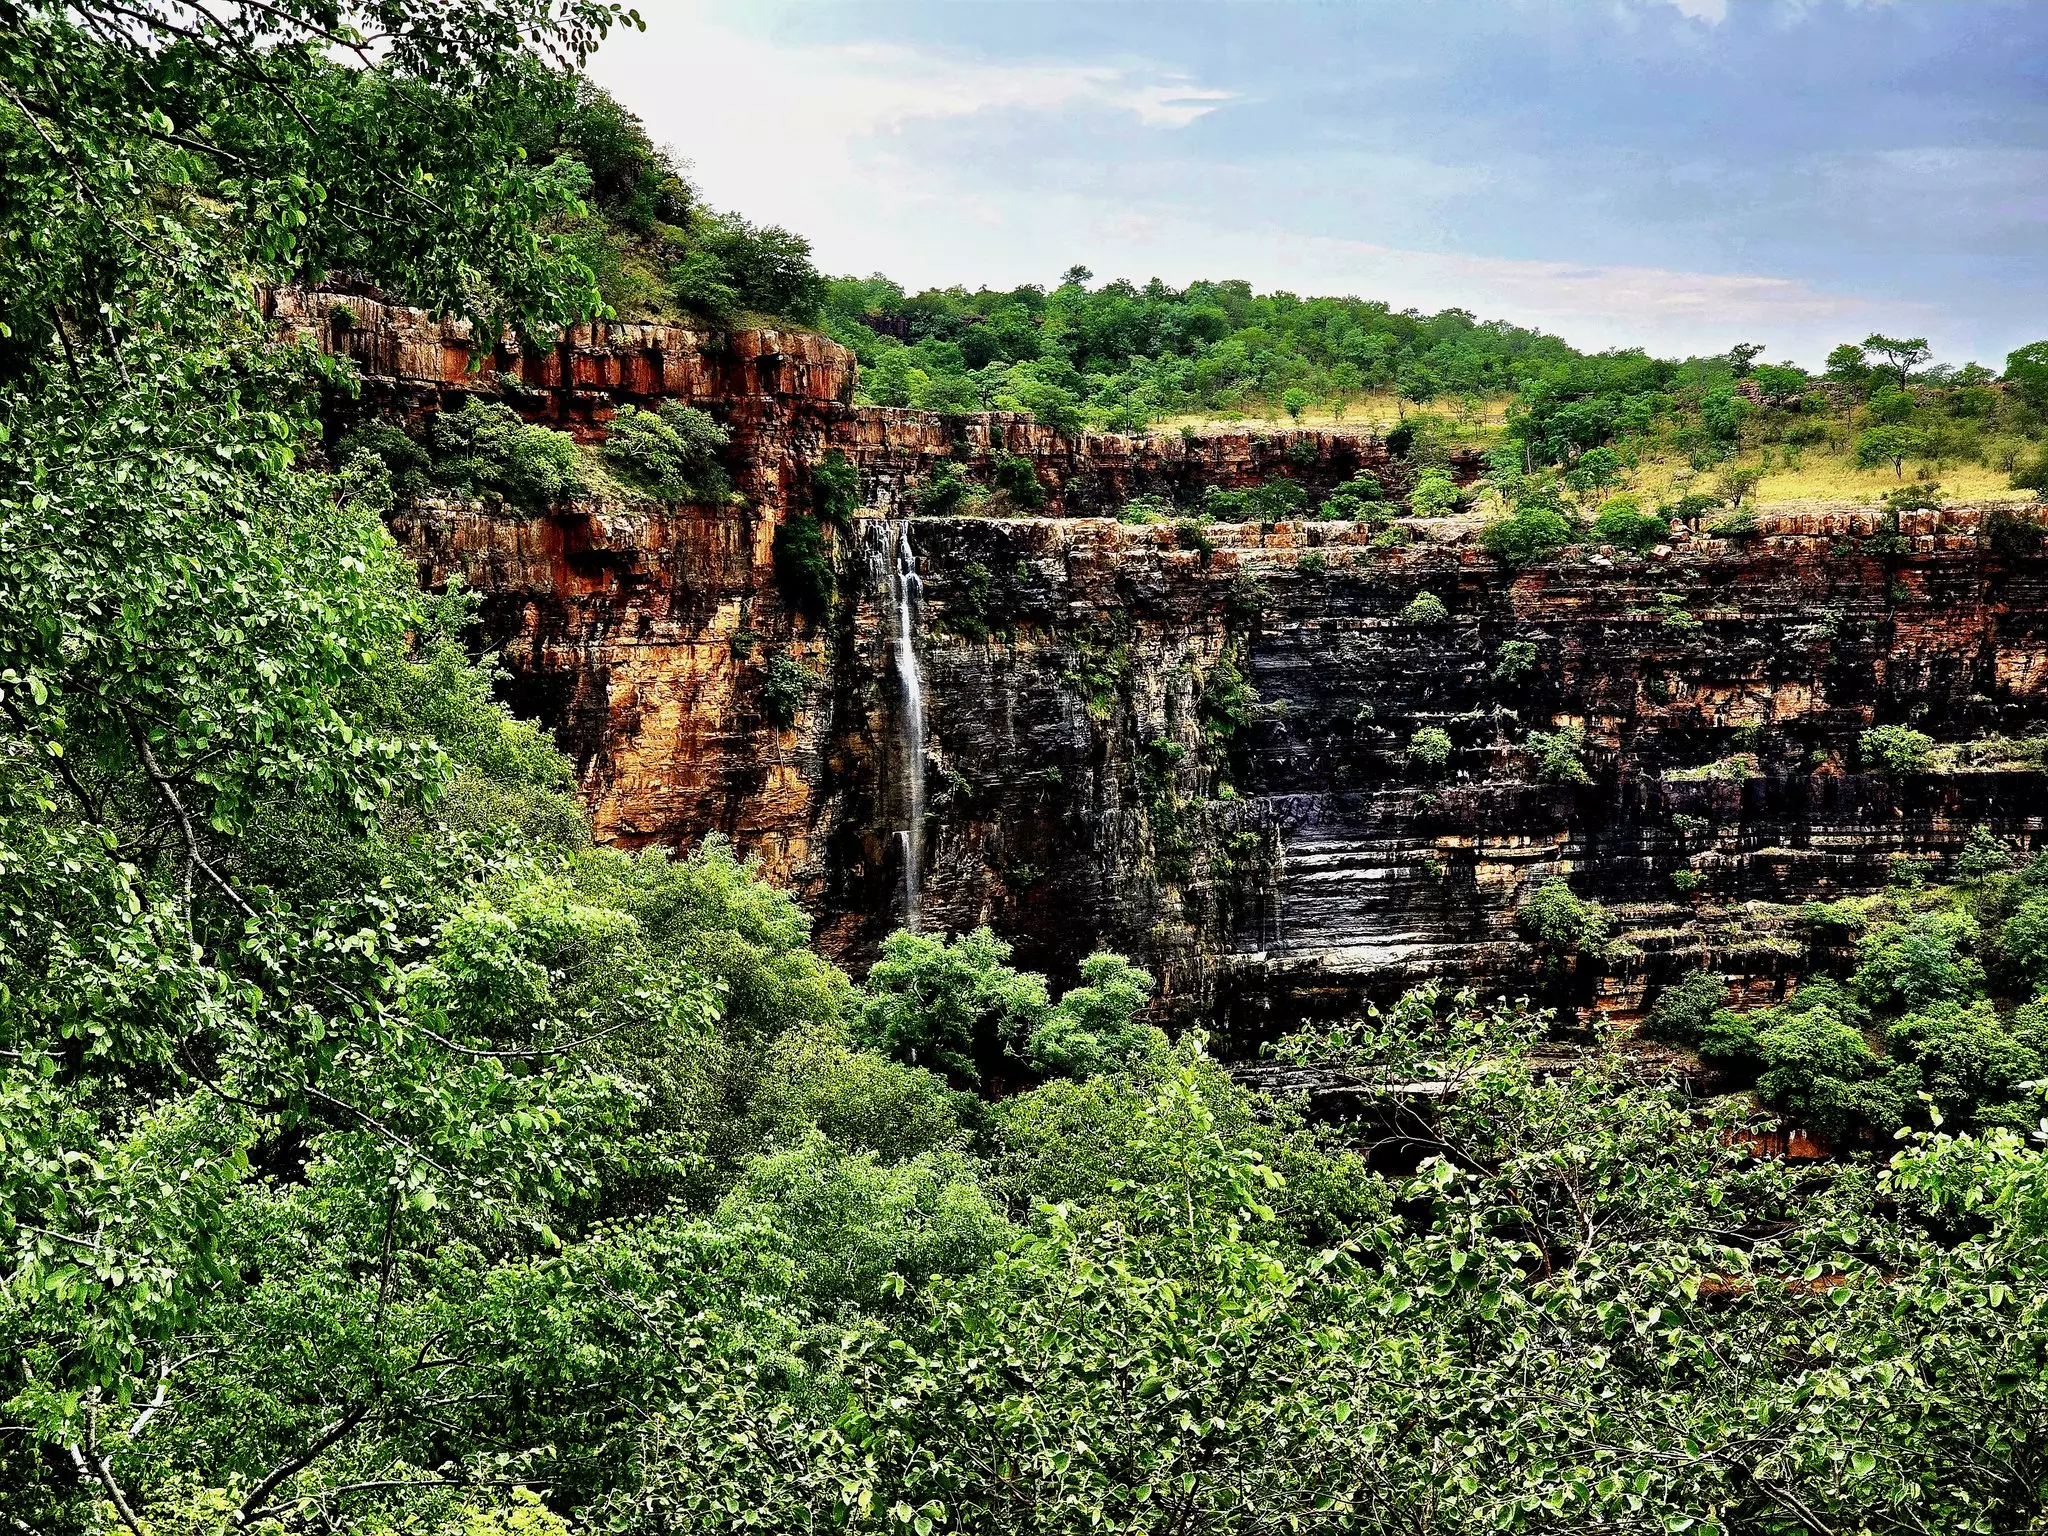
[298,291,2048,1045]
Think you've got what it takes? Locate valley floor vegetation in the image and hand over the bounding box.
[9,4,2048,1535]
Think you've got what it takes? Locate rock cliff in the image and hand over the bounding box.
[294,291,2048,1044]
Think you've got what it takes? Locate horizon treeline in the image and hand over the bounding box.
[539,80,2048,497]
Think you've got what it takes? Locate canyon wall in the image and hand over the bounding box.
[295,292,2048,1043]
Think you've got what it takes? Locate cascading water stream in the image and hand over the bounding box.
[887,519,927,929]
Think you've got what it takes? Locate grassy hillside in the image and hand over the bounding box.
[528,82,2048,518]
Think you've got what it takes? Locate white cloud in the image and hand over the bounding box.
[594,1,1944,364]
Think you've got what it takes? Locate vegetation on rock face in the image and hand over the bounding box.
[601,401,732,502]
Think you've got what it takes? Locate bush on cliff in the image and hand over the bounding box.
[1491,638,1537,683]
[811,448,862,526]
[759,652,818,728]
[1526,723,1592,785]
[335,418,433,498]
[1589,493,1667,552]
[1646,968,1726,1044]
[1860,723,1934,773]
[1406,726,1452,777]
[992,452,1046,509]
[773,514,836,615]
[603,400,732,502]
[1401,591,1450,625]
[428,396,586,507]
[1407,466,1462,517]
[1517,878,1609,959]
[916,461,978,516]
[1480,501,1577,566]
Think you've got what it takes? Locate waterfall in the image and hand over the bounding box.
[886,520,926,929]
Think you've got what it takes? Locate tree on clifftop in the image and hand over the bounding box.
[1863,333,1932,390]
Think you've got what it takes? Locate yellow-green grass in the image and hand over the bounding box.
[1154,390,1512,441]
[1152,396,2034,506]
[1628,451,2029,507]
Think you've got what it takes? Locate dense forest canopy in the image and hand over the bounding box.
[7,8,2048,1536]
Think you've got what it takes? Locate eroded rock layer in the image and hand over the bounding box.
[305,292,2048,1040]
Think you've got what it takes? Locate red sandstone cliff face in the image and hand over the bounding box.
[296,290,2048,1038]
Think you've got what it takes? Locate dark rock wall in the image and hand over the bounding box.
[295,291,2048,1041]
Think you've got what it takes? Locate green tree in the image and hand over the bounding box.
[1863,333,1932,389]
[1825,341,1870,390]
[2003,340,2048,410]
[1281,387,1312,422]
[1856,424,1924,478]
[0,0,637,1503]
[854,928,1051,1088]
[1750,362,1809,407]
[1480,503,1576,566]
[1716,464,1766,509]
[602,401,732,502]
[1023,952,1161,1080]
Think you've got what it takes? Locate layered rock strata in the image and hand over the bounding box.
[299,292,2048,1042]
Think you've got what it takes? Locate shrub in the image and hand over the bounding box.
[1401,591,1450,626]
[1119,493,1173,524]
[812,448,861,527]
[1491,639,1536,684]
[429,397,583,508]
[1316,490,1390,523]
[1985,506,2043,558]
[950,561,996,641]
[2012,447,2048,500]
[1516,879,1608,959]
[773,514,834,615]
[1883,482,1942,514]
[759,652,818,727]
[1705,506,1760,539]
[1408,467,1460,518]
[1853,913,1983,1014]
[1671,868,1701,895]
[1174,518,1215,560]
[1646,969,1724,1045]
[917,462,976,516]
[1480,504,1576,566]
[992,453,1045,509]
[603,401,732,501]
[1233,480,1309,526]
[1860,724,1933,773]
[1589,495,1665,553]
[1406,726,1452,776]
[1526,723,1591,786]
[336,418,433,498]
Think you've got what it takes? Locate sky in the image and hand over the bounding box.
[590,0,2048,367]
